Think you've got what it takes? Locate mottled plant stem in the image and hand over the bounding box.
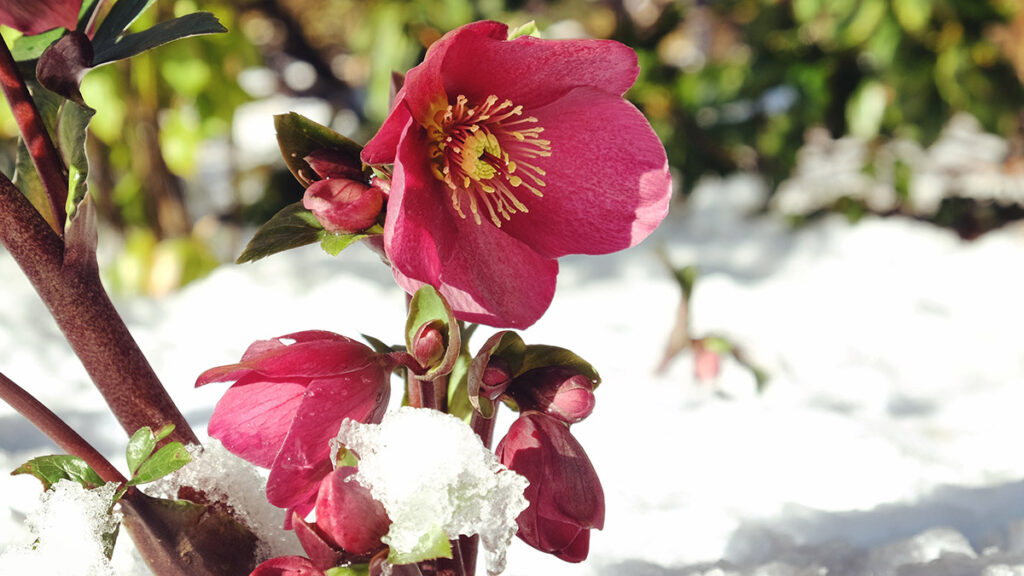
[0,39,67,234]
[0,370,126,483]
[0,172,197,445]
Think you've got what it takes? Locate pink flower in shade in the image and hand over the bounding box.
[362,21,672,328]
[495,411,605,563]
[0,0,82,35]
[196,330,392,518]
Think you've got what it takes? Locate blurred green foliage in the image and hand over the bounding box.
[4,0,1023,292]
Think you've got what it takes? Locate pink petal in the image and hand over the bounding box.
[265,368,390,510]
[0,0,81,36]
[386,121,556,328]
[361,100,412,165]
[207,377,307,469]
[437,24,638,110]
[250,555,324,576]
[248,340,378,379]
[499,86,672,258]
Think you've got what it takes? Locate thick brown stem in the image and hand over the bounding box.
[0,40,67,234]
[0,173,196,445]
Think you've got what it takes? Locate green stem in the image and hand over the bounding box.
[0,38,68,234]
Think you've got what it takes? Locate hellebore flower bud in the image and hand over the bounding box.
[496,412,604,563]
[196,330,392,517]
[480,356,514,400]
[411,321,445,369]
[507,366,596,424]
[315,467,390,558]
[303,178,384,234]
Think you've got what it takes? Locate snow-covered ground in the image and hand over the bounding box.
[3,174,1024,575]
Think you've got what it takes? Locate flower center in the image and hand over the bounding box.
[427,94,551,227]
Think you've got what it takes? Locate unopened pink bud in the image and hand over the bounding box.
[412,323,445,368]
[508,367,595,424]
[481,356,513,400]
[303,178,383,234]
[315,467,390,557]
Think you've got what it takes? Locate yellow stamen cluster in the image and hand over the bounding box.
[427,94,551,227]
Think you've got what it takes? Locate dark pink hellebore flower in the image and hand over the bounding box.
[0,0,82,35]
[196,330,392,517]
[362,21,672,328]
[496,411,605,562]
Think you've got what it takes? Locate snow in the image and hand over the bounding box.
[2,173,1024,574]
[335,407,528,575]
[0,480,120,576]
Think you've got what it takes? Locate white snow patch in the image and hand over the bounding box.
[334,407,528,575]
[0,480,120,576]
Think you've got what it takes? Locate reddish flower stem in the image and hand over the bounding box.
[0,370,126,483]
[0,39,68,234]
[0,172,197,445]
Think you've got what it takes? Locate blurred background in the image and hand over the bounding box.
[2,0,1024,295]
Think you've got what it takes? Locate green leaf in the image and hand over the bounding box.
[520,344,601,387]
[387,523,452,565]
[13,139,54,229]
[405,285,461,379]
[362,333,397,355]
[319,227,377,256]
[128,442,191,486]
[275,112,365,188]
[11,29,66,62]
[326,565,369,576]
[126,426,158,476]
[92,0,156,52]
[508,21,540,40]
[446,352,473,423]
[12,455,105,490]
[93,13,227,66]
[236,201,323,264]
[153,423,176,442]
[58,100,96,220]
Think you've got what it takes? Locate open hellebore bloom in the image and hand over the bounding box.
[196,330,392,517]
[0,0,82,35]
[362,21,672,328]
[496,411,605,562]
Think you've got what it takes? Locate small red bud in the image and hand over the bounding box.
[303,178,383,234]
[508,367,595,424]
[412,322,445,368]
[315,468,390,558]
[481,356,513,399]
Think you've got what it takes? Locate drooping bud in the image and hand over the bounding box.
[480,356,513,400]
[292,513,344,571]
[411,321,445,369]
[0,0,82,36]
[303,178,384,234]
[249,555,324,576]
[506,367,595,424]
[304,149,365,181]
[315,467,390,558]
[496,412,604,563]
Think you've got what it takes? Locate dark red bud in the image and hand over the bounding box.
[481,356,513,399]
[292,513,344,571]
[508,367,595,424]
[412,322,445,369]
[302,178,383,234]
[314,467,390,558]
